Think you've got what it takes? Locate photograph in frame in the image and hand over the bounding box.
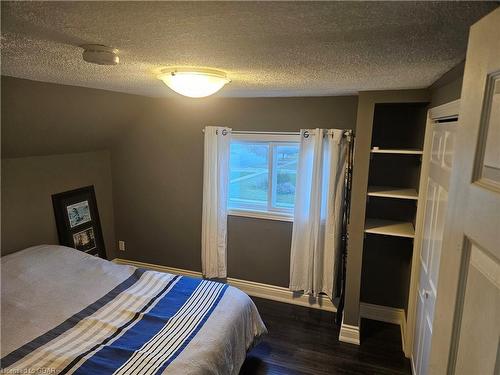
[72,227,96,252]
[66,200,92,228]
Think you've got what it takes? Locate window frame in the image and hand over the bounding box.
[228,132,300,222]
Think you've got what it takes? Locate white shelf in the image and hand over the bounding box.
[364,218,415,238]
[371,148,423,155]
[367,186,418,200]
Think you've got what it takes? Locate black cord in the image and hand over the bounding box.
[335,132,354,326]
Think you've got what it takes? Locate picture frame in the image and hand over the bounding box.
[52,185,106,258]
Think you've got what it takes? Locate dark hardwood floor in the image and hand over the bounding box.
[240,297,411,375]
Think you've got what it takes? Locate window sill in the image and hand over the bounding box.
[228,209,294,222]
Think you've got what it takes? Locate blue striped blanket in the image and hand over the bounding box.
[1,269,229,374]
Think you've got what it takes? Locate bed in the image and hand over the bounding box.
[1,245,267,374]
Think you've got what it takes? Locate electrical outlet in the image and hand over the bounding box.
[118,240,126,251]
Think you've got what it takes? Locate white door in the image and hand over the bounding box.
[413,107,459,375]
[428,8,500,375]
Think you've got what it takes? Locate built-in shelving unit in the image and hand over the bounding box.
[367,186,418,200]
[358,100,428,355]
[364,218,415,238]
[370,148,423,155]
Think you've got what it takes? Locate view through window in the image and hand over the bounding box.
[228,136,299,217]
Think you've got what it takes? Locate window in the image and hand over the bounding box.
[228,133,300,221]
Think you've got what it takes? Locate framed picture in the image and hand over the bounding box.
[52,186,106,258]
[72,227,96,252]
[67,200,92,228]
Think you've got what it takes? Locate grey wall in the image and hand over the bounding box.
[0,73,457,319]
[1,151,116,258]
[1,76,152,158]
[429,61,465,107]
[1,76,151,258]
[227,216,293,287]
[1,73,459,320]
[110,95,358,286]
[1,76,358,288]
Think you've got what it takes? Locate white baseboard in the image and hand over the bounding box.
[114,258,203,278]
[226,276,336,312]
[112,258,336,312]
[359,302,407,353]
[339,318,361,345]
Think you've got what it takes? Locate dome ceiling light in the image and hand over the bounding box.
[157,67,231,98]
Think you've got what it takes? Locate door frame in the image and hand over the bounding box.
[405,99,460,359]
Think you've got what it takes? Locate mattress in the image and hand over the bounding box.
[0,245,267,374]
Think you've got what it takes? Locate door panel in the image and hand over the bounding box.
[413,120,458,375]
[454,243,499,375]
[442,130,455,171]
[420,179,436,273]
[429,8,500,375]
[414,290,425,373]
[429,186,447,296]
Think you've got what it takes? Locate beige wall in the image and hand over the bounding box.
[1,151,116,258]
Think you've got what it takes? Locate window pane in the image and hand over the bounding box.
[229,143,269,209]
[275,144,299,209]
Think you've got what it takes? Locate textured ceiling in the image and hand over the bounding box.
[1,1,497,97]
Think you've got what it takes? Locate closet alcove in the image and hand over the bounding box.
[363,101,427,316]
[345,90,429,357]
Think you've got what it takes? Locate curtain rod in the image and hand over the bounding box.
[232,130,300,135]
[202,129,354,137]
[201,129,299,135]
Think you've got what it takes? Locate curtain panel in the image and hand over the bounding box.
[201,126,231,278]
[289,128,348,299]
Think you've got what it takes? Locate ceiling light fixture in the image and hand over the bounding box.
[157,68,231,98]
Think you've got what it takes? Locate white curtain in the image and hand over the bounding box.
[201,126,231,278]
[289,128,348,299]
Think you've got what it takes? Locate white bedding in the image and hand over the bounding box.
[1,245,267,374]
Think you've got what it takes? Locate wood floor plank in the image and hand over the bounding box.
[240,297,411,375]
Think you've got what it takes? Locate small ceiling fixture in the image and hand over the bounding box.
[157,67,231,98]
[81,44,119,65]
